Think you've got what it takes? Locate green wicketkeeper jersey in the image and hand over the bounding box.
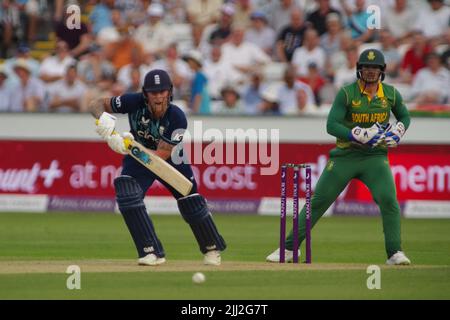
[327,80,411,157]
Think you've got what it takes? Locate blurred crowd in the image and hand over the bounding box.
[0,0,449,115]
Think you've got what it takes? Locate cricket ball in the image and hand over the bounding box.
[192,272,206,284]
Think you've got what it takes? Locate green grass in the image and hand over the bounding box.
[0,212,449,299]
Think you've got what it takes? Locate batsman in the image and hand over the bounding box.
[88,69,226,266]
[267,49,411,265]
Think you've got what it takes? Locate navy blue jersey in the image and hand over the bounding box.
[110,93,187,150]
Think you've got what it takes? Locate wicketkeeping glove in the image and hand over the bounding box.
[95,112,117,140]
[349,122,385,147]
[106,132,134,155]
[383,122,405,147]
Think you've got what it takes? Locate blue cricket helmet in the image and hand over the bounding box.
[142,69,173,94]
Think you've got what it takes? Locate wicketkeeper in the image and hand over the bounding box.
[267,49,412,265]
[88,69,226,266]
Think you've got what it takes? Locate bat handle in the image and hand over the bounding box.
[123,138,132,150]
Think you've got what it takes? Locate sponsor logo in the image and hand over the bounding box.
[143,246,154,253]
[115,96,121,108]
[352,99,362,107]
[0,160,63,193]
[141,116,150,126]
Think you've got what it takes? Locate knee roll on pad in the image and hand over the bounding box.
[114,175,144,209]
[114,176,164,257]
[177,194,227,254]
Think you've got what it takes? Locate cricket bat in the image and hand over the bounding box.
[123,138,193,196]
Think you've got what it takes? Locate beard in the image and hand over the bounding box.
[361,70,381,84]
[149,97,169,118]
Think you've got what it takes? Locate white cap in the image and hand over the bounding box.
[221,3,235,16]
[183,50,203,67]
[13,58,31,73]
[147,3,164,17]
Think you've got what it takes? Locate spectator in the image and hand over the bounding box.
[186,0,222,29]
[326,32,355,78]
[114,0,146,27]
[207,4,236,48]
[125,67,141,93]
[414,0,450,39]
[276,8,307,63]
[96,8,123,46]
[234,0,253,29]
[242,71,266,115]
[81,72,124,111]
[267,0,302,34]
[211,85,246,115]
[400,31,433,83]
[258,83,281,115]
[340,0,376,43]
[384,0,418,42]
[54,4,91,58]
[89,0,114,36]
[77,44,116,85]
[245,10,276,56]
[11,58,46,112]
[133,3,174,57]
[183,50,211,115]
[191,22,204,53]
[3,44,40,86]
[291,29,326,77]
[117,47,144,89]
[441,28,450,69]
[23,0,40,43]
[320,12,344,57]
[139,51,156,81]
[292,83,319,115]
[151,42,192,100]
[203,45,241,100]
[277,67,316,115]
[0,0,20,58]
[410,52,450,104]
[104,25,145,70]
[306,0,341,36]
[333,45,358,88]
[379,30,402,79]
[298,62,327,106]
[0,65,15,111]
[48,64,87,113]
[221,25,272,85]
[159,0,187,25]
[39,40,76,84]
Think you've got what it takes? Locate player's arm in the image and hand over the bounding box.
[383,88,411,147]
[88,97,113,119]
[391,88,410,130]
[157,107,188,161]
[326,88,352,140]
[89,94,137,141]
[155,140,174,160]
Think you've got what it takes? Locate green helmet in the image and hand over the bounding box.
[357,49,386,81]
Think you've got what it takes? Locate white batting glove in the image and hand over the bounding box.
[384,122,406,147]
[95,112,117,140]
[349,123,384,146]
[106,132,133,155]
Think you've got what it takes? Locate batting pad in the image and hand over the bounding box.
[114,176,165,258]
[177,194,227,254]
